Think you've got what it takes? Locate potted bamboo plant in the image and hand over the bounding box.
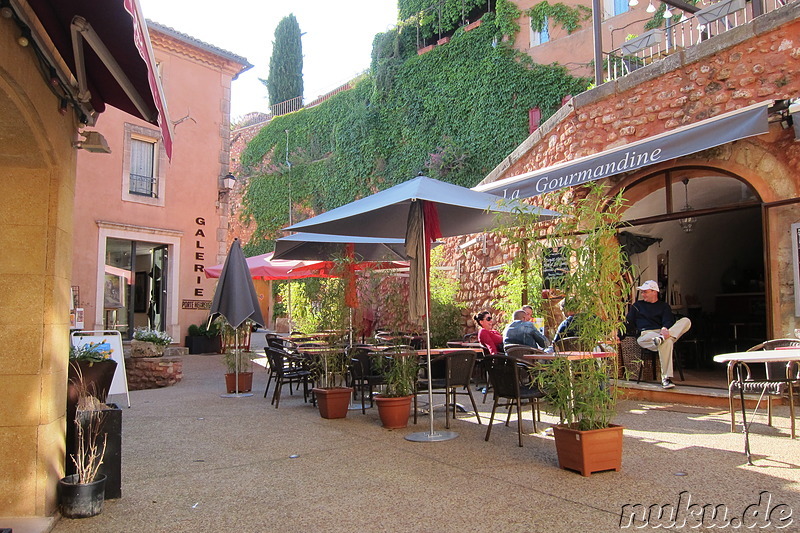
[373,349,420,429]
[223,349,256,393]
[497,182,631,476]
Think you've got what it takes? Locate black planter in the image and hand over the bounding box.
[185,335,222,354]
[66,403,122,500]
[66,360,117,482]
[58,474,106,518]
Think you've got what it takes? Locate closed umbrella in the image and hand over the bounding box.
[286,176,559,440]
[208,239,265,397]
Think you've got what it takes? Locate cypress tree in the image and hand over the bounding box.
[262,14,303,112]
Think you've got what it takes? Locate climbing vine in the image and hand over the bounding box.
[527,1,592,34]
[239,10,589,257]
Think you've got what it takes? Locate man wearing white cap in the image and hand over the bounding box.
[625,280,692,389]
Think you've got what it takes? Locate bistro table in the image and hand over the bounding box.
[713,349,800,464]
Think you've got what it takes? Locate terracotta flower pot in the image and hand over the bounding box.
[375,395,413,429]
[313,387,353,419]
[224,372,253,393]
[552,423,624,477]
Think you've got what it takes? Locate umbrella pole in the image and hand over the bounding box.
[406,207,457,442]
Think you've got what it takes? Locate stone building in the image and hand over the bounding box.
[471,1,800,365]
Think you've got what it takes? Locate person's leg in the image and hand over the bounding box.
[637,330,660,350]
[668,317,691,341]
[658,339,674,379]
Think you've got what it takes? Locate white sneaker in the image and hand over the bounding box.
[662,378,675,389]
[652,335,664,348]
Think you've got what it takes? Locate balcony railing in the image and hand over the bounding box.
[129,173,158,197]
[606,0,797,81]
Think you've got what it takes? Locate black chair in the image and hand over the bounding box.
[483,355,545,447]
[728,339,800,438]
[348,347,386,414]
[414,350,481,429]
[264,347,311,408]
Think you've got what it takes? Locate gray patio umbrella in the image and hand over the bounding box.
[286,175,560,440]
[209,238,265,397]
[273,232,408,261]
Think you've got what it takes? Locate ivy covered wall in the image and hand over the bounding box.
[238,9,589,256]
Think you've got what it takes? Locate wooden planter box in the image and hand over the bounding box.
[552,423,624,477]
[464,19,482,32]
[185,335,221,354]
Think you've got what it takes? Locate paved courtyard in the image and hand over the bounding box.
[44,345,800,533]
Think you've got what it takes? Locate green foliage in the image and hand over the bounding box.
[429,247,465,347]
[399,0,488,43]
[187,321,220,338]
[374,350,420,397]
[494,0,521,39]
[280,277,349,335]
[69,341,113,363]
[223,350,255,374]
[527,1,592,34]
[132,327,173,347]
[241,18,590,243]
[496,183,632,429]
[263,14,303,108]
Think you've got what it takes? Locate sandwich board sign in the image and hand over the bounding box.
[70,330,130,407]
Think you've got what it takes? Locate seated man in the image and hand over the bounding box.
[503,309,548,350]
[554,298,580,344]
[625,280,691,389]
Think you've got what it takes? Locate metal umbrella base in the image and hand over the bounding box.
[405,430,458,442]
[220,392,253,398]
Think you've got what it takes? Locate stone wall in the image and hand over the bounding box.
[125,357,183,391]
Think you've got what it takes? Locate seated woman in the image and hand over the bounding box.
[474,310,503,354]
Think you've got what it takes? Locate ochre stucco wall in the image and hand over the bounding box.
[0,18,78,516]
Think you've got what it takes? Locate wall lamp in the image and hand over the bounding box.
[73,131,111,153]
[222,172,236,190]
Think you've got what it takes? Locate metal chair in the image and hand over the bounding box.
[348,347,386,414]
[414,350,482,429]
[728,339,800,438]
[264,347,311,408]
[483,355,545,447]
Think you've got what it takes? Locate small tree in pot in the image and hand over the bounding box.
[373,349,420,429]
[498,182,631,476]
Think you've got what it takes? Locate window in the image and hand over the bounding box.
[122,123,165,206]
[606,0,630,17]
[530,16,550,46]
[129,138,157,197]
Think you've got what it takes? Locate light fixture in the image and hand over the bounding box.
[678,178,697,233]
[222,172,236,190]
[0,2,13,18]
[73,131,111,153]
[629,0,639,6]
[664,4,674,18]
[647,1,657,12]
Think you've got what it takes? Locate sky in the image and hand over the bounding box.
[138,0,399,120]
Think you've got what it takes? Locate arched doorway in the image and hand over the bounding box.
[617,167,766,387]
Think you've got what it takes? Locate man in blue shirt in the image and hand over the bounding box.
[503,309,548,350]
[625,280,691,389]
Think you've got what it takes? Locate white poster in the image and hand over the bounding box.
[70,330,130,406]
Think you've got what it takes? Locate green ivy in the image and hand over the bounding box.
[527,1,592,34]
[399,0,489,43]
[239,11,589,254]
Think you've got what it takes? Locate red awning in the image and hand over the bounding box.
[26,0,173,158]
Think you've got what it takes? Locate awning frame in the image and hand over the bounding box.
[475,101,771,200]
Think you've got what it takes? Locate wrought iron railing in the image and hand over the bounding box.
[606,0,797,81]
[129,173,158,197]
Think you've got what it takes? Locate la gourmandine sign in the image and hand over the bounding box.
[475,101,770,199]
